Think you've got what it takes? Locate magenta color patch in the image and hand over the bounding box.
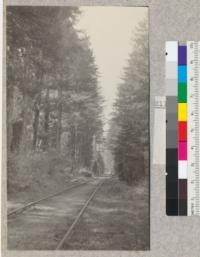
[178,142,187,160]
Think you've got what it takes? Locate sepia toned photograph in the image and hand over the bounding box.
[6,6,149,250]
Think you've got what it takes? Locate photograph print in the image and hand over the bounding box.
[6,5,149,250]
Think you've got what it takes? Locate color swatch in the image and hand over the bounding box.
[166,41,200,216]
[178,45,187,215]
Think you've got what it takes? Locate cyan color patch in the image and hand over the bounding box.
[178,66,187,83]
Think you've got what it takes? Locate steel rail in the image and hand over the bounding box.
[55,179,105,250]
[8,181,90,217]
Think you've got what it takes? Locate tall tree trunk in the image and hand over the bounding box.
[20,92,31,153]
[20,60,31,153]
[43,87,50,149]
[70,124,78,173]
[70,125,75,173]
[74,123,78,166]
[56,85,62,150]
[32,68,44,150]
[32,93,41,150]
[7,85,15,152]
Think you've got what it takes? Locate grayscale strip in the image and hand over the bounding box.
[166,41,178,216]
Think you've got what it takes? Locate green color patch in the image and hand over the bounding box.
[178,83,187,102]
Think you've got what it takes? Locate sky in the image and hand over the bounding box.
[76,7,148,130]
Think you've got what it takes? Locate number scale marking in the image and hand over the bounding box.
[187,41,200,216]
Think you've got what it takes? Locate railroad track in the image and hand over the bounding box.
[55,178,106,250]
[8,180,91,218]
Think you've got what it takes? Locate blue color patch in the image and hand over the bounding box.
[178,66,187,83]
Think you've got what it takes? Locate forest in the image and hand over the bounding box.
[7,6,149,197]
[108,19,149,185]
[6,7,149,251]
[7,7,104,196]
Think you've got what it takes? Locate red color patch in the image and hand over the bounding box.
[178,121,187,141]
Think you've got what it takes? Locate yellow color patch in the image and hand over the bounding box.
[178,103,187,121]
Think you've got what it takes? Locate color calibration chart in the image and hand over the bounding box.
[166,41,200,216]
